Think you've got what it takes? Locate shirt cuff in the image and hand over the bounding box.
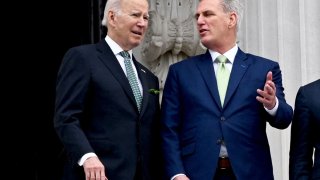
[264,97,278,116]
[78,152,97,166]
[171,174,186,180]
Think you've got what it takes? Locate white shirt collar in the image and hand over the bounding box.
[105,36,133,58]
[209,44,239,64]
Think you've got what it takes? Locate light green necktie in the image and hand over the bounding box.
[120,51,142,112]
[216,55,230,106]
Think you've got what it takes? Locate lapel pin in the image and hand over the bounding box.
[141,69,146,73]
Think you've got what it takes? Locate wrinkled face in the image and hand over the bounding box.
[195,0,231,49]
[109,0,149,50]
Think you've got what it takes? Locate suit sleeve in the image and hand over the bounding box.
[54,48,94,165]
[289,87,314,180]
[267,63,293,129]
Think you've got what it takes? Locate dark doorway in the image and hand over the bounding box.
[11,0,107,179]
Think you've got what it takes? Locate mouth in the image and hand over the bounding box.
[199,29,208,36]
[199,29,208,35]
[132,30,143,36]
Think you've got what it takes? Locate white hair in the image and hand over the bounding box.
[101,0,122,28]
[220,0,244,31]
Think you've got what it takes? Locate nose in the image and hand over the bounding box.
[137,17,148,27]
[137,21,147,27]
[197,14,204,25]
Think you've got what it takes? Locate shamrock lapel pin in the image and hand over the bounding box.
[149,88,160,95]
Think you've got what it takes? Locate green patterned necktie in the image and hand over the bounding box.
[120,51,142,112]
[216,55,230,106]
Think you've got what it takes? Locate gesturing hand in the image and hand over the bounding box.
[83,156,107,180]
[256,71,276,110]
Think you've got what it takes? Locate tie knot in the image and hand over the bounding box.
[216,55,227,64]
[120,51,130,59]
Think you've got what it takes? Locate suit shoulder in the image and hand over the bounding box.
[246,53,278,65]
[304,79,320,88]
[170,54,203,69]
[61,44,96,67]
[62,44,97,61]
[300,79,320,93]
[66,44,96,54]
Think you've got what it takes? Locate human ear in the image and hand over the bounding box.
[228,12,237,28]
[108,11,116,27]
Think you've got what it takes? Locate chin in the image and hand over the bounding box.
[200,39,210,48]
[131,39,142,47]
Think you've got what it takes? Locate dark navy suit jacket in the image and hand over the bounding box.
[161,48,293,180]
[54,40,161,180]
[290,79,320,180]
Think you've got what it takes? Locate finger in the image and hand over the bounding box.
[257,89,268,98]
[90,171,96,180]
[101,171,107,180]
[85,170,90,180]
[96,169,104,180]
[100,175,107,180]
[256,93,271,103]
[266,80,275,91]
[256,95,272,106]
[266,71,272,81]
[264,84,274,96]
[257,89,274,104]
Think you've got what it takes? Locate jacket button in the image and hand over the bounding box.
[217,139,222,144]
[220,117,226,121]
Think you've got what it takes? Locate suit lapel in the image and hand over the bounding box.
[195,51,222,108]
[95,40,138,110]
[133,57,150,115]
[223,49,251,107]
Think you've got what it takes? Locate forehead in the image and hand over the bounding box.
[121,0,149,12]
[197,0,221,11]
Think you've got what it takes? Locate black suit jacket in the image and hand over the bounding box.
[289,79,320,180]
[54,40,161,180]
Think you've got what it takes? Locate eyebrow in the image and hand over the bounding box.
[195,10,211,18]
[130,10,149,18]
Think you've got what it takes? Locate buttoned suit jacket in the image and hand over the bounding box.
[289,79,320,180]
[54,40,162,180]
[161,48,293,180]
